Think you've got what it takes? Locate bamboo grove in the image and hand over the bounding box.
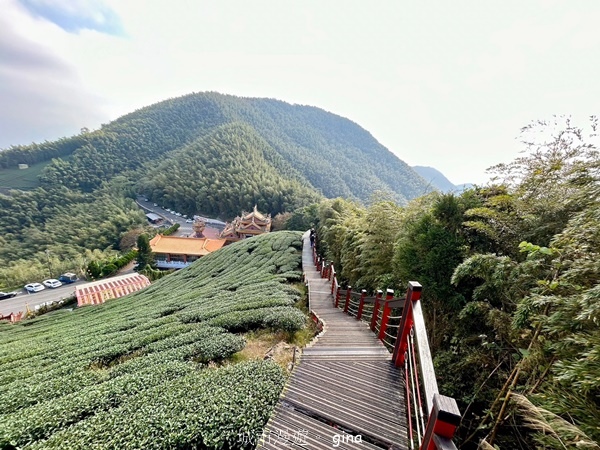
[296,118,600,449]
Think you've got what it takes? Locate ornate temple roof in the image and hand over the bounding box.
[220,205,272,241]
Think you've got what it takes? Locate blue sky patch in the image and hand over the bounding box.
[18,0,125,36]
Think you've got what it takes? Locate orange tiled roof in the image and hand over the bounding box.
[149,235,226,256]
[75,273,151,307]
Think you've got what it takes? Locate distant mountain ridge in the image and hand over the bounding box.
[0,92,433,206]
[412,165,473,193]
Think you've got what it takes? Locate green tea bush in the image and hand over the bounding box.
[263,307,307,333]
[0,231,306,449]
[25,361,285,450]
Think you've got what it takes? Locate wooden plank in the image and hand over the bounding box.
[269,404,384,450]
[283,385,408,442]
[291,367,406,404]
[287,374,407,424]
[294,361,403,392]
[258,232,408,450]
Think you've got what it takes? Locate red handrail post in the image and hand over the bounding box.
[344,286,352,313]
[330,265,336,293]
[316,256,322,273]
[378,289,394,340]
[334,286,341,307]
[328,264,333,281]
[356,289,367,320]
[392,281,422,366]
[420,394,461,450]
[370,290,383,331]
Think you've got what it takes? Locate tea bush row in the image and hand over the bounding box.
[0,231,305,449]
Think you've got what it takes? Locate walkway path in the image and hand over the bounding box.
[257,233,408,449]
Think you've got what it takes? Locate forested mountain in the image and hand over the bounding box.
[0,92,429,288]
[1,92,430,203]
[138,123,320,218]
[412,165,473,193]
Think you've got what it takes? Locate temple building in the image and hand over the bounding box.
[220,206,272,243]
[149,235,227,269]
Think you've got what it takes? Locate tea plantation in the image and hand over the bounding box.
[0,231,306,449]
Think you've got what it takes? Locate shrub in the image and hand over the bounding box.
[263,308,306,333]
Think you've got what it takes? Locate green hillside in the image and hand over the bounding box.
[412,165,474,193]
[138,122,321,218]
[0,232,305,449]
[0,92,430,204]
[0,161,50,190]
[412,165,457,192]
[0,92,432,287]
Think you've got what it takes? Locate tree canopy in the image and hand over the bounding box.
[309,117,600,449]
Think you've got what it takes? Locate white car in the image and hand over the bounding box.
[43,279,63,289]
[186,219,193,223]
[25,283,45,293]
[175,212,182,217]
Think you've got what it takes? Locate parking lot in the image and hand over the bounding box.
[136,197,226,236]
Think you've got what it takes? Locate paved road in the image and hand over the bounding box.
[0,281,84,317]
[135,197,226,237]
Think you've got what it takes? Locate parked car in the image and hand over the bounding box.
[58,273,77,284]
[0,291,19,300]
[25,283,45,293]
[153,203,158,207]
[186,219,193,223]
[175,212,182,217]
[42,279,63,289]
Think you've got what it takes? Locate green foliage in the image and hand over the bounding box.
[356,200,403,289]
[138,123,320,218]
[312,117,600,448]
[283,203,319,231]
[0,91,433,290]
[0,232,304,449]
[135,234,155,271]
[22,361,285,450]
[2,91,431,205]
[161,222,180,236]
[0,181,146,287]
[0,160,50,190]
[86,249,137,280]
[137,266,174,281]
[263,307,307,333]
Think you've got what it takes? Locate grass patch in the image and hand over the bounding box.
[231,321,317,373]
[293,281,309,313]
[0,160,51,189]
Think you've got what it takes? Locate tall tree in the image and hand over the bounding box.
[135,234,155,271]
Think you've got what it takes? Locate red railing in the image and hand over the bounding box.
[313,245,461,450]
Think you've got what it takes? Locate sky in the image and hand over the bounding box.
[1,1,599,185]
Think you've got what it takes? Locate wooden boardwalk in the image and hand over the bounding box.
[257,234,408,449]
